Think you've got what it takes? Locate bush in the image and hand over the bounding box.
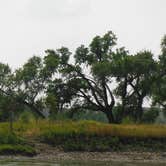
[122,116,135,124]
[0,131,36,156]
[142,107,160,123]
[0,133,25,145]
[49,110,108,123]
[72,110,108,123]
[18,111,36,124]
[156,111,166,124]
[0,144,36,156]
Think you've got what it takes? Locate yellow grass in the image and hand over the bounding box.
[0,120,166,139]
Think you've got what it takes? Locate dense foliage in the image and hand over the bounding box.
[0,31,166,124]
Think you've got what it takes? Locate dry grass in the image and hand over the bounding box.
[0,120,164,139]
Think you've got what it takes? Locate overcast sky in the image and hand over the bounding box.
[0,0,165,68]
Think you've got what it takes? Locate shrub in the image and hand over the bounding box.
[122,116,135,124]
[0,133,25,145]
[49,110,108,123]
[0,144,36,156]
[142,107,160,123]
[72,110,108,123]
[18,111,36,124]
[156,111,166,124]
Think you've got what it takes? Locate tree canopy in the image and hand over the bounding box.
[0,31,165,123]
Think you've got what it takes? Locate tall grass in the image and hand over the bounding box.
[1,120,166,152]
[2,120,165,139]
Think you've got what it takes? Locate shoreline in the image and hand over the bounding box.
[1,144,166,164]
[0,152,166,164]
[1,121,166,164]
[0,143,165,162]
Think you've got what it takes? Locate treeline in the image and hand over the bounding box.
[0,31,166,124]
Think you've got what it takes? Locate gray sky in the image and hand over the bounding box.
[0,0,165,68]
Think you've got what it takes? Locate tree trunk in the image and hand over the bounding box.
[136,97,143,122]
[23,101,46,118]
[9,109,14,133]
[121,77,128,119]
[105,110,115,124]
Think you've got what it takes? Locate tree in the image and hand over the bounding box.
[152,35,166,110]
[13,56,48,117]
[44,48,75,116]
[110,47,130,121]
[0,63,17,131]
[46,79,74,113]
[0,31,164,124]
[113,50,157,122]
[45,31,120,123]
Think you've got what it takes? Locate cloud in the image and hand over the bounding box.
[26,0,92,20]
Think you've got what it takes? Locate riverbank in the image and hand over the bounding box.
[1,139,166,164]
[0,149,166,165]
[33,142,166,163]
[0,120,166,157]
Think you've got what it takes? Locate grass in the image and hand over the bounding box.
[0,144,36,156]
[1,120,166,152]
[11,120,166,138]
[0,123,36,156]
[0,120,164,139]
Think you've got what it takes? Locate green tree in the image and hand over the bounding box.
[45,31,119,123]
[113,50,157,122]
[152,35,166,110]
[13,56,48,117]
[0,63,17,131]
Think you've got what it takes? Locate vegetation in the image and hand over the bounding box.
[0,131,36,156]
[0,31,166,124]
[0,31,166,154]
[0,145,36,156]
[0,120,166,152]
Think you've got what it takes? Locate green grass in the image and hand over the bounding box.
[0,123,36,156]
[2,120,165,139]
[1,120,166,152]
[0,144,36,156]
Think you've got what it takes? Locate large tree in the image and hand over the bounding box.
[112,50,157,121]
[44,31,120,123]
